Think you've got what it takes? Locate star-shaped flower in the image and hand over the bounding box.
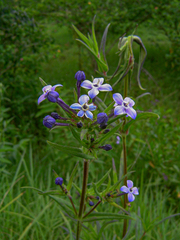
[81,78,112,99]
[70,95,96,120]
[38,84,62,104]
[113,93,137,119]
[120,180,139,202]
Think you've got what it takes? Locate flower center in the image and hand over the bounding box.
[43,85,52,93]
[93,79,100,88]
[129,188,133,192]
[123,101,129,108]
[82,103,89,111]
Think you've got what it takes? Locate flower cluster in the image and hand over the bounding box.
[38,71,137,152]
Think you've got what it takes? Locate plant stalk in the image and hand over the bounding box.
[122,75,128,237]
[76,160,89,240]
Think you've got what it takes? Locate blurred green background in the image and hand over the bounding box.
[0,0,180,239]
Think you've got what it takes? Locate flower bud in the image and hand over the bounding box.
[75,71,86,82]
[89,200,94,206]
[96,196,100,200]
[103,129,110,134]
[47,91,59,103]
[97,113,108,124]
[55,177,63,186]
[99,144,112,151]
[43,115,56,128]
[100,123,107,129]
[51,112,60,119]
[77,122,83,128]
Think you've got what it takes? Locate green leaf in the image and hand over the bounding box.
[100,23,110,65]
[49,195,75,215]
[133,36,147,90]
[69,126,87,148]
[72,183,82,194]
[83,212,133,222]
[123,112,160,131]
[92,16,99,55]
[60,211,74,240]
[67,162,79,191]
[38,190,64,196]
[104,101,114,114]
[112,159,118,184]
[92,183,101,198]
[107,114,126,125]
[72,24,92,49]
[95,124,121,145]
[39,77,48,87]
[47,141,94,160]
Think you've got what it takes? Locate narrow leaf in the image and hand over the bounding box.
[70,126,87,148]
[133,36,147,90]
[96,124,121,145]
[47,141,94,160]
[67,162,79,191]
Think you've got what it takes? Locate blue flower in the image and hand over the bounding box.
[75,70,86,82]
[120,180,139,202]
[81,78,112,99]
[113,93,137,119]
[97,112,108,124]
[38,84,62,104]
[43,115,56,128]
[55,177,63,186]
[70,95,96,120]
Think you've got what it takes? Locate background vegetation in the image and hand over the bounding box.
[0,0,180,239]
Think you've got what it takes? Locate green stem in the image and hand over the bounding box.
[76,160,89,240]
[122,75,128,237]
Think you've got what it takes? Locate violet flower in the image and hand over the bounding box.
[113,93,137,119]
[70,95,96,120]
[120,180,139,202]
[38,84,62,104]
[81,78,112,99]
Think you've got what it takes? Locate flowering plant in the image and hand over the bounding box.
[33,19,160,239]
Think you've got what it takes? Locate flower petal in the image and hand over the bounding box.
[38,94,46,105]
[88,88,99,99]
[88,103,96,111]
[85,110,93,120]
[124,97,135,107]
[98,84,112,91]
[127,180,133,188]
[128,193,135,202]
[125,107,137,119]
[70,103,82,110]
[120,186,129,193]
[113,93,123,105]
[114,106,125,116]
[79,95,89,105]
[93,78,104,85]
[81,80,93,89]
[132,187,139,195]
[51,84,63,91]
[77,110,85,117]
[42,85,52,93]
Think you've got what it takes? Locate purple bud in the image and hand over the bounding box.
[91,138,94,143]
[47,91,59,103]
[96,196,100,200]
[99,144,112,151]
[107,193,111,197]
[103,129,110,134]
[100,123,107,129]
[55,177,63,186]
[43,115,56,128]
[75,71,86,82]
[77,122,83,128]
[97,113,108,124]
[89,200,94,206]
[51,112,60,119]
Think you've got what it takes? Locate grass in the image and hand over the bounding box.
[1,21,180,239]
